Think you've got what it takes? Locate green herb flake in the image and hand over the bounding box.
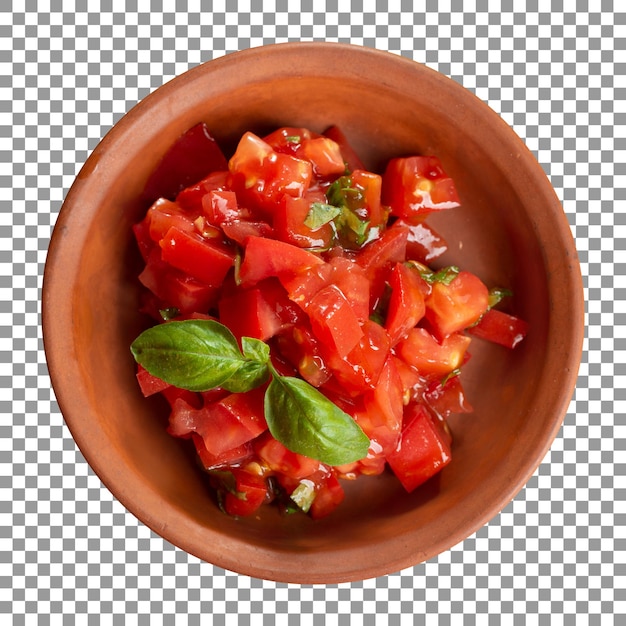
[304,202,342,230]
[290,479,316,513]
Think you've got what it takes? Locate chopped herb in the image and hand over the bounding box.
[304,202,342,230]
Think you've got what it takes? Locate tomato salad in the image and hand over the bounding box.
[130,123,528,519]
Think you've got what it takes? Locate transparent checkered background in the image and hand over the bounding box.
[1,1,624,623]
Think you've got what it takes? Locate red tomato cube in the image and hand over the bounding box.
[387,404,452,492]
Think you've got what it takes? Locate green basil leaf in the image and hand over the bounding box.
[304,202,342,230]
[130,319,249,392]
[488,287,513,309]
[264,374,370,466]
[241,337,270,364]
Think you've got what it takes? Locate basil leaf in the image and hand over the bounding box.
[264,374,370,466]
[488,287,513,309]
[304,202,342,230]
[131,319,250,392]
[218,336,271,392]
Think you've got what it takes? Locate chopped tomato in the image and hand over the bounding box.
[169,388,267,456]
[382,155,460,221]
[220,468,269,517]
[387,404,452,492]
[307,284,364,359]
[467,308,529,349]
[254,432,320,480]
[384,262,427,346]
[424,270,489,339]
[398,219,448,263]
[273,194,335,249]
[238,235,324,287]
[132,124,528,520]
[136,365,170,397]
[308,470,345,519]
[143,122,228,202]
[397,327,471,377]
[159,226,235,288]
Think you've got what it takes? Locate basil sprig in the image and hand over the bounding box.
[130,319,370,466]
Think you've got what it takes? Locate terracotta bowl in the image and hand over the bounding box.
[43,43,583,583]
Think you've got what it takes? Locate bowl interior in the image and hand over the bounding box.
[43,43,583,583]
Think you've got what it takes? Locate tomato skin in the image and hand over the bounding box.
[138,249,219,314]
[397,219,448,263]
[136,365,170,397]
[382,156,460,221]
[168,388,267,456]
[308,470,345,519]
[273,194,335,249]
[307,284,364,359]
[254,432,320,480]
[424,271,489,339]
[228,131,313,217]
[467,308,529,349]
[238,235,324,287]
[322,125,366,173]
[221,469,269,517]
[386,404,452,492]
[397,327,472,377]
[159,226,236,288]
[423,374,473,423]
[385,262,427,346]
[176,170,230,213]
[143,122,228,202]
[192,434,253,471]
[322,319,391,395]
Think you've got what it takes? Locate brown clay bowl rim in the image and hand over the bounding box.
[43,42,584,583]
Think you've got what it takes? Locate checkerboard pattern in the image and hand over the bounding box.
[2,2,623,622]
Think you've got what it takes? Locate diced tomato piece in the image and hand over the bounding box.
[136,365,170,397]
[351,169,386,229]
[387,404,452,492]
[274,323,332,388]
[201,190,244,225]
[322,125,366,173]
[145,198,198,242]
[138,249,219,314]
[218,285,282,342]
[228,131,313,217]
[238,236,324,287]
[192,434,253,470]
[382,155,460,221]
[220,219,273,245]
[168,388,267,456]
[176,170,230,213]
[307,284,364,359]
[308,470,345,519]
[390,355,426,403]
[323,319,390,394]
[262,127,313,154]
[218,277,302,342]
[397,328,471,377]
[326,256,370,322]
[161,386,202,411]
[273,194,335,249]
[221,468,269,517]
[159,226,235,288]
[355,357,404,456]
[143,122,229,202]
[467,308,529,349]
[254,432,320,480]
[397,219,448,263]
[299,136,346,178]
[423,374,473,422]
[424,270,489,339]
[356,223,409,309]
[384,262,427,346]
[132,218,155,262]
